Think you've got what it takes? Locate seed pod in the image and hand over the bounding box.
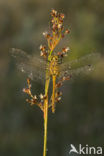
[23,88,30,94]
[56,81,63,88]
[62,47,70,53]
[62,76,70,81]
[59,13,65,19]
[51,9,57,17]
[65,29,70,34]
[40,45,46,52]
[40,51,47,58]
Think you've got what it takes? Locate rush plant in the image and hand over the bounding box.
[23,9,70,156]
[11,9,97,156]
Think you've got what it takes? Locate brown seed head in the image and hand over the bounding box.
[39,45,46,51]
[59,13,65,19]
[56,91,62,97]
[65,29,70,34]
[33,95,37,100]
[23,88,30,94]
[40,51,47,58]
[39,94,44,100]
[57,52,64,58]
[62,76,70,81]
[26,99,31,103]
[56,81,63,88]
[58,23,62,29]
[56,96,61,102]
[51,9,57,17]
[43,32,51,39]
[62,47,70,53]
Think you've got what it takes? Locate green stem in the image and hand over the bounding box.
[43,97,48,156]
[43,74,50,156]
[43,32,61,155]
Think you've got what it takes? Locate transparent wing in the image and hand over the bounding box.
[59,52,100,78]
[60,53,100,71]
[11,48,46,82]
[59,65,93,79]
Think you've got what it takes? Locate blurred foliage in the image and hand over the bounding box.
[0,0,104,156]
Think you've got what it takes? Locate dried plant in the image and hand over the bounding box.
[24,10,70,156]
[11,9,99,156]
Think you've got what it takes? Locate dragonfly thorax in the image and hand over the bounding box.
[49,56,59,76]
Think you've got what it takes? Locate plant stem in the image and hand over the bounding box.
[43,75,50,156]
[43,97,48,156]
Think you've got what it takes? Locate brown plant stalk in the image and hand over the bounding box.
[23,9,70,156]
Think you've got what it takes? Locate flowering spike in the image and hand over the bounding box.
[22,10,71,156]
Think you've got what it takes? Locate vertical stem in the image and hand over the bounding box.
[43,76,50,156]
[43,97,48,156]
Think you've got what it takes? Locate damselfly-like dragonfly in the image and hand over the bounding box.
[11,48,99,83]
[11,48,100,113]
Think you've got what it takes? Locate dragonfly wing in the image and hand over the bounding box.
[60,52,100,72]
[11,48,46,82]
[59,65,93,79]
[59,52,100,79]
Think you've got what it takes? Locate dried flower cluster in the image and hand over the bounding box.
[21,9,71,156]
[23,9,70,114]
[23,78,45,111]
[40,9,70,61]
[12,9,99,156]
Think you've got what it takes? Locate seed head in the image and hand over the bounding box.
[32,96,38,104]
[43,31,51,39]
[56,81,63,88]
[23,88,30,94]
[62,76,70,81]
[59,13,65,19]
[57,51,64,58]
[51,9,57,17]
[33,95,37,100]
[40,51,47,58]
[65,29,70,34]
[40,45,46,51]
[26,99,31,103]
[40,93,44,100]
[62,47,70,53]
[58,23,62,29]
[56,96,61,102]
[56,91,62,97]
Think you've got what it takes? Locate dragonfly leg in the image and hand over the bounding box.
[52,75,56,113]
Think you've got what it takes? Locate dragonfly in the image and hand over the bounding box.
[11,48,100,81]
[11,48,100,112]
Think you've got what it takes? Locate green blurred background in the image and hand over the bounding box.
[0,0,104,156]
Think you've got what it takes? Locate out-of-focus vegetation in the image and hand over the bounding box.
[0,0,104,156]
